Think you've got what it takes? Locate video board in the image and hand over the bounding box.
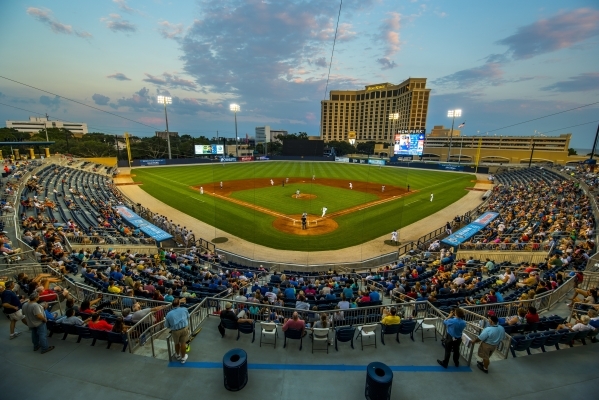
[194,145,224,155]
[393,133,425,156]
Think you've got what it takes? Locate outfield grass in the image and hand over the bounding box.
[132,162,474,251]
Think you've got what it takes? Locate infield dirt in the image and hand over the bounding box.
[192,177,414,236]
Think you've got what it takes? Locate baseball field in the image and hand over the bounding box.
[131,161,474,251]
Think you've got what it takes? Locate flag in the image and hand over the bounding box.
[458,122,465,129]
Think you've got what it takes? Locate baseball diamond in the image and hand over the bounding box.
[132,161,474,251]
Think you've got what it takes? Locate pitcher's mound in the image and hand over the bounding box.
[290,193,317,200]
[273,214,338,235]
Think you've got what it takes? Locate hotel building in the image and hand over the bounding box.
[320,78,430,142]
[6,117,88,135]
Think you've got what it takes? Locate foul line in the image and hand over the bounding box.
[168,361,471,372]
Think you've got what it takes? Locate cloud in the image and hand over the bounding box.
[26,7,92,38]
[312,57,327,68]
[107,72,131,81]
[178,0,373,125]
[541,72,599,93]
[142,72,198,90]
[39,95,61,111]
[158,21,184,39]
[113,0,135,13]
[92,93,110,106]
[497,8,599,60]
[376,57,397,70]
[433,62,504,88]
[379,12,401,57]
[113,87,153,111]
[101,14,137,33]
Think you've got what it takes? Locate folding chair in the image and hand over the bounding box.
[415,318,438,342]
[260,322,278,348]
[356,324,377,350]
[284,328,304,350]
[311,328,330,353]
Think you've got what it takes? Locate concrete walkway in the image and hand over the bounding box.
[115,168,491,264]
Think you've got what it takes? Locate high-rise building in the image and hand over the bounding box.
[6,117,88,135]
[255,126,270,144]
[320,78,430,143]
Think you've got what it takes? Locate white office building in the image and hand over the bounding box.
[6,117,88,135]
[255,126,270,144]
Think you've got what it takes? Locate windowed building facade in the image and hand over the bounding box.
[320,78,430,143]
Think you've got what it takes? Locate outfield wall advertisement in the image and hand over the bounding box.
[140,159,166,166]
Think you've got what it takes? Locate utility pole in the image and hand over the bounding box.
[590,123,599,161]
[115,135,120,162]
[44,113,49,142]
[528,142,536,168]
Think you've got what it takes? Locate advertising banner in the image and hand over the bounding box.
[257,156,270,160]
[439,163,465,171]
[114,206,173,242]
[220,157,237,163]
[441,211,499,247]
[239,156,254,162]
[335,157,350,163]
[195,144,224,155]
[140,159,166,166]
[368,159,386,165]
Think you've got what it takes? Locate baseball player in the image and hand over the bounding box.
[270,179,274,186]
[200,187,204,195]
[391,230,398,243]
[220,181,223,189]
[382,185,385,192]
[296,189,300,198]
[430,193,434,202]
[321,206,328,217]
[301,212,307,230]
[312,175,315,180]
[349,182,353,190]
[286,177,289,183]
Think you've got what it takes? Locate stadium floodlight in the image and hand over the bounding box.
[230,104,240,157]
[157,96,173,159]
[446,109,462,162]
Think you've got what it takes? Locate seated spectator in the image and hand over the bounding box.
[380,307,400,325]
[282,311,306,336]
[337,294,350,310]
[87,312,114,331]
[557,315,594,332]
[568,288,598,307]
[369,287,381,302]
[295,295,310,311]
[503,308,527,326]
[111,317,128,334]
[517,272,538,288]
[164,289,175,302]
[41,302,57,321]
[58,308,85,325]
[218,302,253,337]
[525,306,540,325]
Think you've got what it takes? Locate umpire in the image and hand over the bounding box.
[437,307,466,368]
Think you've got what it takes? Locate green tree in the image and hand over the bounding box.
[356,141,376,155]
[327,140,356,156]
[568,148,577,156]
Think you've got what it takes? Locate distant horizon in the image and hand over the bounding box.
[1,1,597,148]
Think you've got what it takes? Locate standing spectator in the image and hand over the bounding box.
[164,298,190,364]
[1,281,28,339]
[22,292,54,354]
[473,315,505,373]
[438,308,466,368]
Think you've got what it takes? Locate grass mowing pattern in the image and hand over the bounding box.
[132,162,474,251]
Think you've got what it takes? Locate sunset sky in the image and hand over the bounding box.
[1,0,598,148]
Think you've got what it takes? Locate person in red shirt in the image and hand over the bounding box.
[358,291,371,303]
[87,313,114,331]
[525,306,540,324]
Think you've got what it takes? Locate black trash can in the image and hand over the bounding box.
[223,348,248,391]
[365,362,393,400]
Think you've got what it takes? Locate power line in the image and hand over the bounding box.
[486,101,599,133]
[323,0,343,100]
[0,75,162,131]
[540,119,599,134]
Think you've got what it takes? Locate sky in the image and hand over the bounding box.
[0,0,598,149]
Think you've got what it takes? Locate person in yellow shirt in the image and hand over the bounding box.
[381,307,401,325]
[107,280,122,294]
